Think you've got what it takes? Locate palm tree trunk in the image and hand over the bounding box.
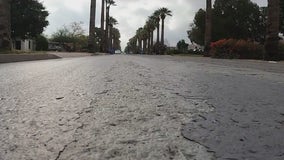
[105,6,110,52]
[88,0,96,53]
[161,18,165,45]
[100,0,105,52]
[143,39,146,54]
[138,39,142,54]
[156,22,160,43]
[110,25,113,50]
[204,0,212,55]
[265,0,280,61]
[0,0,12,50]
[147,32,151,54]
[150,31,154,54]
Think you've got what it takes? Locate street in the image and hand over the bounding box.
[0,55,283,160]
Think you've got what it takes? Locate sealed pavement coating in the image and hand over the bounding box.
[0,55,283,159]
[179,57,284,160]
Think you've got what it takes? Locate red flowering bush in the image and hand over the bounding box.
[210,39,264,59]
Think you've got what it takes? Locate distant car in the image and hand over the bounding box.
[115,50,122,54]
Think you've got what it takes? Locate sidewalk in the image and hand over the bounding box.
[0,52,103,63]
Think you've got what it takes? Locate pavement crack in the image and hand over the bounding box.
[181,131,216,157]
[95,90,110,95]
[54,140,76,160]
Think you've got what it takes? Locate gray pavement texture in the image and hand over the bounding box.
[0,55,283,160]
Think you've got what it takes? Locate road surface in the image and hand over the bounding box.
[0,55,283,160]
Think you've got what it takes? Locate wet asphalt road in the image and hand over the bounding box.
[0,55,283,160]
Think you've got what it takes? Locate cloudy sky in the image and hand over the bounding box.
[41,0,267,50]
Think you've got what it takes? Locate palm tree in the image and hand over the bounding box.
[0,0,12,50]
[112,27,121,50]
[158,7,172,45]
[153,10,161,43]
[88,0,97,53]
[141,28,148,54]
[146,17,156,54]
[100,0,105,52]
[105,0,116,53]
[109,16,118,50]
[204,0,212,55]
[265,0,280,61]
[136,27,143,54]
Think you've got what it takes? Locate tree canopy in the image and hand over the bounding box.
[177,39,189,53]
[188,0,266,45]
[51,22,87,51]
[11,0,49,39]
[281,0,284,34]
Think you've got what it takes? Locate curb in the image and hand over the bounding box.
[0,54,61,63]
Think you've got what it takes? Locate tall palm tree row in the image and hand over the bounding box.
[204,0,212,55]
[109,16,118,49]
[100,0,105,52]
[265,0,280,61]
[136,27,143,53]
[146,16,156,54]
[153,10,161,43]
[126,7,172,54]
[88,0,97,53]
[105,0,116,52]
[158,7,172,45]
[112,27,121,50]
[0,0,12,50]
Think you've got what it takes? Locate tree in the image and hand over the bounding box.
[280,0,284,33]
[100,0,105,52]
[177,39,189,53]
[88,0,97,53]
[11,0,49,39]
[204,0,212,55]
[136,27,143,53]
[70,22,85,51]
[265,0,280,61]
[109,17,118,50]
[51,26,72,44]
[35,35,48,51]
[112,27,121,51]
[187,9,206,45]
[146,16,156,54]
[188,0,266,45]
[51,22,86,52]
[105,0,116,52]
[214,0,265,41]
[158,7,172,45]
[0,0,12,50]
[141,27,148,54]
[153,10,161,43]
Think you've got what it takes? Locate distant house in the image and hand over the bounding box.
[48,42,73,52]
[12,38,36,51]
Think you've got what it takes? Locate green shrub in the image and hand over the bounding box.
[166,49,180,55]
[36,35,48,51]
[153,42,167,55]
[210,39,264,59]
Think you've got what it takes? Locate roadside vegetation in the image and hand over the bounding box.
[125,0,283,61]
[0,0,121,54]
[188,0,283,60]
[125,7,172,55]
[0,0,283,60]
